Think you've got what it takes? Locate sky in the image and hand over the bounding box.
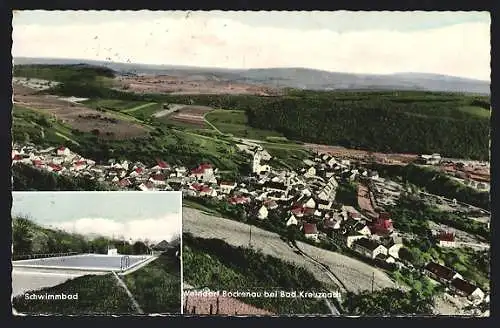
[12,11,491,80]
[11,191,182,242]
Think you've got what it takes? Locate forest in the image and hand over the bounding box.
[12,217,150,259]
[14,64,491,161]
[246,96,490,160]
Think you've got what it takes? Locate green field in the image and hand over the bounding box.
[457,106,491,118]
[12,274,137,315]
[123,253,181,313]
[13,105,80,146]
[205,109,284,139]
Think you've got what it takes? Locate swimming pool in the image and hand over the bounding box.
[12,254,152,272]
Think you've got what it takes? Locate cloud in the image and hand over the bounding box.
[12,14,490,80]
[52,215,181,243]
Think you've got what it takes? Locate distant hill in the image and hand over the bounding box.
[13,57,490,95]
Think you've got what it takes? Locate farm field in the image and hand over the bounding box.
[205,109,284,139]
[13,93,149,139]
[183,207,396,294]
[157,105,213,128]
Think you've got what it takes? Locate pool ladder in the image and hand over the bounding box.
[120,255,130,271]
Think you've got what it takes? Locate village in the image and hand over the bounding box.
[11,142,490,312]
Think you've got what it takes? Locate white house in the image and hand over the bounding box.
[357,225,372,236]
[388,243,404,259]
[257,205,269,220]
[327,157,338,167]
[438,232,457,248]
[304,198,316,209]
[286,214,298,226]
[303,223,319,242]
[107,247,118,256]
[220,181,237,194]
[304,167,316,178]
[56,146,71,157]
[149,174,167,186]
[351,238,388,259]
[200,187,217,197]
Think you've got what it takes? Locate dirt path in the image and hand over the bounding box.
[112,271,144,314]
[182,207,396,293]
[122,102,157,113]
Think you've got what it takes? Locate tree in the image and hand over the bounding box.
[132,241,149,255]
[13,218,34,255]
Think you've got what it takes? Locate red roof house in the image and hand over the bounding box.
[229,196,250,205]
[48,163,62,172]
[156,159,170,169]
[150,174,166,182]
[369,212,394,235]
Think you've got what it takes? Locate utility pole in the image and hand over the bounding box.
[371,272,375,293]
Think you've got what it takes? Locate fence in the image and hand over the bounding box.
[13,252,78,261]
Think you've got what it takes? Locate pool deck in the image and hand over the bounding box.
[11,253,157,297]
[12,254,154,273]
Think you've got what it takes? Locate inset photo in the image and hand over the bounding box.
[11,191,182,316]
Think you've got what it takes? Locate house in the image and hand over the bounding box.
[154,159,170,171]
[351,238,388,259]
[291,206,305,218]
[107,247,118,256]
[302,223,319,241]
[286,214,298,226]
[150,174,167,186]
[200,186,217,197]
[327,158,338,168]
[303,159,316,167]
[369,212,394,235]
[257,205,269,220]
[263,199,279,210]
[219,181,237,194]
[118,178,132,188]
[304,167,316,178]
[229,195,250,205]
[138,182,155,191]
[12,154,23,162]
[384,237,404,259]
[56,146,71,157]
[263,181,288,193]
[304,198,316,209]
[450,278,485,302]
[130,166,145,177]
[419,154,441,165]
[47,163,63,173]
[151,240,170,253]
[191,163,217,183]
[72,160,87,171]
[317,198,333,211]
[423,262,462,284]
[438,231,456,248]
[357,225,372,236]
[32,159,43,168]
[322,218,341,231]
